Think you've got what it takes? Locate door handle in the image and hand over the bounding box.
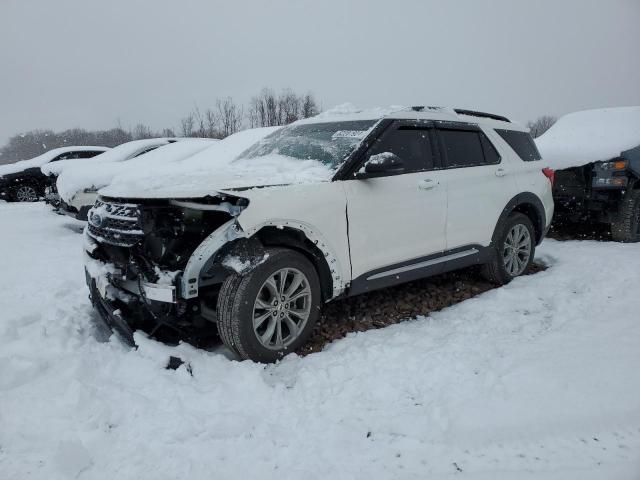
[495,168,507,177]
[418,179,437,190]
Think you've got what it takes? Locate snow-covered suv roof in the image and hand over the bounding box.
[296,103,525,131]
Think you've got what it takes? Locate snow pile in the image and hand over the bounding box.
[0,146,109,176]
[55,139,215,202]
[1,202,639,478]
[536,106,640,170]
[100,127,283,198]
[41,138,175,177]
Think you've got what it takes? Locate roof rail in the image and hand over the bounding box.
[454,109,510,123]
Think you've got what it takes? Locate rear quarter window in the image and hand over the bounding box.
[495,129,541,161]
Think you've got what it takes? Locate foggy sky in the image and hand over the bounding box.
[1,0,639,145]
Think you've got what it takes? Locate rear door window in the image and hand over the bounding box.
[495,129,541,161]
[438,129,499,168]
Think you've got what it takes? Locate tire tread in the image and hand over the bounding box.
[611,190,640,243]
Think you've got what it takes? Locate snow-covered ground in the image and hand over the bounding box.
[1,202,639,479]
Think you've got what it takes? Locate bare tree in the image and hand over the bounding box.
[205,109,218,138]
[180,113,195,137]
[217,97,243,137]
[527,115,556,138]
[0,89,323,163]
[132,123,153,139]
[248,88,320,127]
[279,88,300,124]
[301,93,319,118]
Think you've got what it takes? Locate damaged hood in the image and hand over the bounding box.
[99,154,334,199]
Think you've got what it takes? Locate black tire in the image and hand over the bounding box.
[481,212,536,285]
[611,190,640,243]
[217,247,321,363]
[11,182,40,202]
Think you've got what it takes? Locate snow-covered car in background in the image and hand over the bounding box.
[40,138,184,218]
[83,105,553,362]
[0,146,109,202]
[537,107,640,242]
[52,138,219,220]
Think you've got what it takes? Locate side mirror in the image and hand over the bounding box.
[355,153,405,179]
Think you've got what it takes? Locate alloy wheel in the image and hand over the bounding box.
[502,224,532,276]
[16,185,38,202]
[252,267,312,350]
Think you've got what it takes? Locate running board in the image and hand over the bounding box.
[366,248,479,281]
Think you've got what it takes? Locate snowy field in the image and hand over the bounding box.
[1,202,639,480]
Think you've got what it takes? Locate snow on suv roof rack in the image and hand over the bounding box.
[454,109,510,123]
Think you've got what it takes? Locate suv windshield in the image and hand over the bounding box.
[237,120,377,169]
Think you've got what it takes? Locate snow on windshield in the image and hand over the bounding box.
[56,139,215,202]
[237,120,377,169]
[0,146,108,177]
[536,106,640,170]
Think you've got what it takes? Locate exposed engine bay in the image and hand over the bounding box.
[84,194,255,344]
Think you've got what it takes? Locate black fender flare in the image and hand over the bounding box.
[491,192,547,246]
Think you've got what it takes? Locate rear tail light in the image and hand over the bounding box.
[542,168,555,187]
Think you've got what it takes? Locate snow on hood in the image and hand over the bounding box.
[536,106,640,170]
[56,139,216,202]
[0,146,109,177]
[100,127,283,198]
[101,154,334,198]
[41,138,175,177]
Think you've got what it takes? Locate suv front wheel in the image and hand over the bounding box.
[217,247,321,363]
[482,212,536,285]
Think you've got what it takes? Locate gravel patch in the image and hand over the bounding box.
[300,263,546,356]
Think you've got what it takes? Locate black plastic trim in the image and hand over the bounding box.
[454,109,510,123]
[491,192,547,245]
[347,244,490,297]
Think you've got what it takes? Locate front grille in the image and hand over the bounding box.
[87,199,144,247]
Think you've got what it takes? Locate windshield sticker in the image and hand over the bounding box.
[331,130,368,140]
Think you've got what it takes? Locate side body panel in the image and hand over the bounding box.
[341,171,448,280]
[489,128,555,229]
[234,182,351,296]
[443,127,521,249]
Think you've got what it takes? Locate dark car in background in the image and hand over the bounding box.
[0,146,109,202]
[552,145,640,242]
[536,107,640,242]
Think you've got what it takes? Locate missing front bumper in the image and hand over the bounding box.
[88,277,136,346]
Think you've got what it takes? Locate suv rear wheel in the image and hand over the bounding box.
[482,212,536,285]
[611,190,640,243]
[217,247,321,363]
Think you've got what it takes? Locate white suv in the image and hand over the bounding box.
[84,106,554,362]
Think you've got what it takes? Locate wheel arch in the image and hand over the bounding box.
[492,193,547,246]
[253,224,340,301]
[191,220,345,301]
